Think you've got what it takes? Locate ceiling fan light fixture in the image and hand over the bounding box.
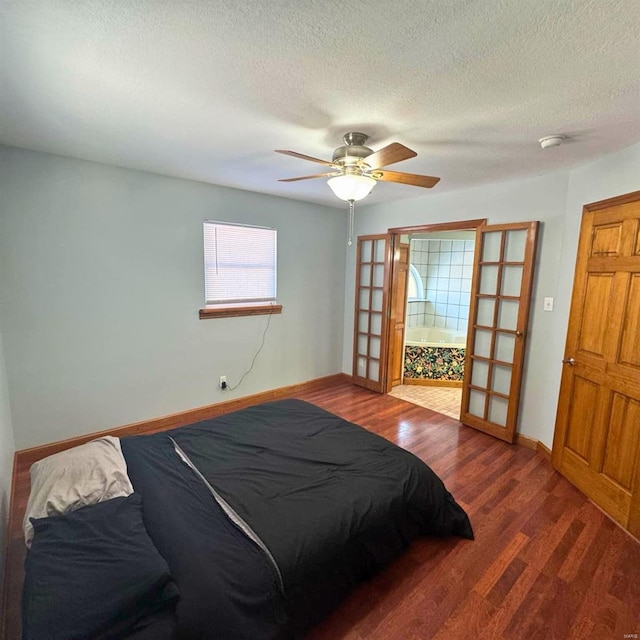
[327,174,376,201]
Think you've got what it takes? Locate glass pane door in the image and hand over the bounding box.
[461,222,539,442]
[352,235,391,392]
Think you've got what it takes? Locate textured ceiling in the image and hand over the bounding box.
[2,1,640,208]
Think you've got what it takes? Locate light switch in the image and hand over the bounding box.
[543,297,554,312]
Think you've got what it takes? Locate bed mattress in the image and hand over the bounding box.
[121,399,473,638]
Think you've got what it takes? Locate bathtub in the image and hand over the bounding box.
[404,327,467,382]
[405,327,467,348]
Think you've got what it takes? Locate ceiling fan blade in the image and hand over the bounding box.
[278,171,341,182]
[373,170,440,188]
[364,142,417,169]
[275,150,334,166]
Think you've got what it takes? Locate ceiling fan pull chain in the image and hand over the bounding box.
[347,199,355,246]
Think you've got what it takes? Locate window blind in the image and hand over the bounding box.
[204,221,277,305]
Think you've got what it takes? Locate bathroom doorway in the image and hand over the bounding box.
[352,219,539,442]
[387,226,477,419]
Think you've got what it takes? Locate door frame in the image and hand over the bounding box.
[384,219,487,393]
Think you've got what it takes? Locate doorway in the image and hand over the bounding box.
[388,229,476,419]
[352,219,539,444]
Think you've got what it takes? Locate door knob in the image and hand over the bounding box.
[562,357,575,365]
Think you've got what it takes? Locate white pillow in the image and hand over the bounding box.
[23,436,134,547]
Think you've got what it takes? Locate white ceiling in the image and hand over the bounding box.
[2,1,640,209]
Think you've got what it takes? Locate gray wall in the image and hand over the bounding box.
[342,144,640,448]
[0,147,346,448]
[0,318,15,584]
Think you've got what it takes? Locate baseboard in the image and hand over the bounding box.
[514,433,552,460]
[15,372,351,470]
[536,441,552,460]
[403,379,463,388]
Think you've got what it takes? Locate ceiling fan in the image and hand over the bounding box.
[276,132,440,245]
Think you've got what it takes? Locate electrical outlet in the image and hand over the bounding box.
[219,375,227,390]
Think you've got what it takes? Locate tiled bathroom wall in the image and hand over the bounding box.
[408,238,474,332]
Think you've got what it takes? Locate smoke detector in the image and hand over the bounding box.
[539,135,566,149]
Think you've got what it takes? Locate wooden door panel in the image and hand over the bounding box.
[560,449,631,526]
[618,273,640,368]
[553,192,640,538]
[601,394,640,490]
[591,222,624,256]
[565,376,599,461]
[577,273,614,356]
[387,242,409,389]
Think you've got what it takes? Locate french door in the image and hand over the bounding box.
[352,223,538,444]
[460,222,539,442]
[351,235,392,392]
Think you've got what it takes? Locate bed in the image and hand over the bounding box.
[21,399,473,639]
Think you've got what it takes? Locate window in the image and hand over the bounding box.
[200,221,282,319]
[407,263,425,301]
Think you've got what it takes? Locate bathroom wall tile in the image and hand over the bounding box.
[428,252,440,265]
[450,265,463,279]
[436,277,449,290]
[440,240,452,251]
[439,251,452,265]
[437,264,451,278]
[451,251,464,265]
[447,303,460,317]
[424,313,435,326]
[461,279,472,292]
[434,316,446,328]
[463,251,474,265]
[435,303,447,316]
[446,317,459,330]
[449,279,462,292]
[452,240,465,252]
[462,265,473,279]
[448,291,461,305]
[464,240,475,252]
[458,318,469,332]
[428,240,440,251]
[459,305,469,319]
[436,290,448,303]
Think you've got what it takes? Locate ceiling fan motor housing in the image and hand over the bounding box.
[332,132,374,166]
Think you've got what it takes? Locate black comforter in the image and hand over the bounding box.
[121,399,472,638]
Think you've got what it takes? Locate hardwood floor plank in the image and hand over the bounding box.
[473,531,530,597]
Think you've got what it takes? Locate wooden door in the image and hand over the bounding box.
[552,192,640,537]
[352,235,392,392]
[387,241,410,389]
[461,222,539,442]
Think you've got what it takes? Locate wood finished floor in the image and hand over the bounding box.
[3,381,640,639]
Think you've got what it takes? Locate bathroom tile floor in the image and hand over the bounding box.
[388,384,462,420]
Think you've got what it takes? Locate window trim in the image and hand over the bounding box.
[201,221,281,319]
